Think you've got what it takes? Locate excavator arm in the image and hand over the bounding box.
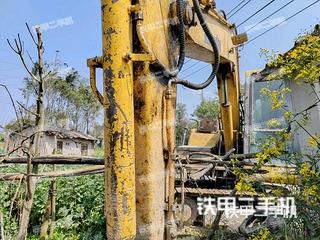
[87,0,247,239]
[184,1,246,151]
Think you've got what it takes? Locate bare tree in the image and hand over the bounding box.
[7,23,47,240]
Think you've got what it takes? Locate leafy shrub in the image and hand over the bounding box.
[0,167,105,239]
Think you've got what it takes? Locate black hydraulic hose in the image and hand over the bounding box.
[173,0,220,90]
[219,10,227,20]
[176,0,186,71]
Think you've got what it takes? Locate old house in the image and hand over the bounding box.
[5,126,97,157]
[244,25,320,158]
[245,70,320,156]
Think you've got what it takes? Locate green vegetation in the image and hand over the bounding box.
[1,63,104,239]
[0,132,4,155]
[94,147,104,158]
[175,103,190,146]
[0,166,105,240]
[6,66,101,135]
[192,98,219,120]
[232,26,320,239]
[175,99,220,146]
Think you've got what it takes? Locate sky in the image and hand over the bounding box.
[0,0,319,126]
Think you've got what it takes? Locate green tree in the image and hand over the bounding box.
[68,82,100,133]
[193,98,219,120]
[20,66,101,133]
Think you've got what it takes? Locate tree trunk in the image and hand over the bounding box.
[17,172,37,240]
[39,165,57,240]
[39,188,52,239]
[49,177,57,239]
[86,113,89,134]
[17,26,45,240]
[0,211,5,240]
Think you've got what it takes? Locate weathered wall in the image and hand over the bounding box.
[289,81,320,155]
[56,138,94,156]
[5,129,95,157]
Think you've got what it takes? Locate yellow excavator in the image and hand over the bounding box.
[87,0,249,239]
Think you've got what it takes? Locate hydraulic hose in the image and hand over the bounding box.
[135,0,185,78]
[135,12,179,78]
[176,0,186,71]
[219,10,227,20]
[173,0,220,90]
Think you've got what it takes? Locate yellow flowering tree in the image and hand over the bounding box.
[264,26,320,83]
[235,26,320,238]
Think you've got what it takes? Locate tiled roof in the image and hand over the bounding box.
[9,126,97,141]
[45,128,97,141]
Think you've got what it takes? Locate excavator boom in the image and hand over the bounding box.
[88,0,247,239]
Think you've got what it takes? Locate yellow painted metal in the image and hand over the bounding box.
[133,72,166,239]
[133,74,178,240]
[101,0,136,238]
[227,66,241,150]
[188,129,220,147]
[185,5,237,63]
[131,0,177,239]
[87,57,103,105]
[165,85,177,239]
[216,63,240,151]
[134,0,175,68]
[125,53,155,62]
[219,104,234,151]
[185,5,242,151]
[89,1,244,239]
[133,74,177,240]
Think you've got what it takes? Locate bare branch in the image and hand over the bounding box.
[7,34,40,82]
[16,101,38,117]
[0,166,104,181]
[43,70,52,80]
[311,83,320,102]
[291,100,320,120]
[294,120,320,147]
[1,130,63,159]
[26,50,35,65]
[17,103,25,122]
[2,131,39,159]
[14,38,21,53]
[7,39,19,54]
[9,177,24,219]
[2,155,105,165]
[29,80,39,95]
[18,53,40,82]
[0,173,25,181]
[25,22,37,46]
[0,84,22,131]
[4,145,24,159]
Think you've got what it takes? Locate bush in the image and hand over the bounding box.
[0,167,105,239]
